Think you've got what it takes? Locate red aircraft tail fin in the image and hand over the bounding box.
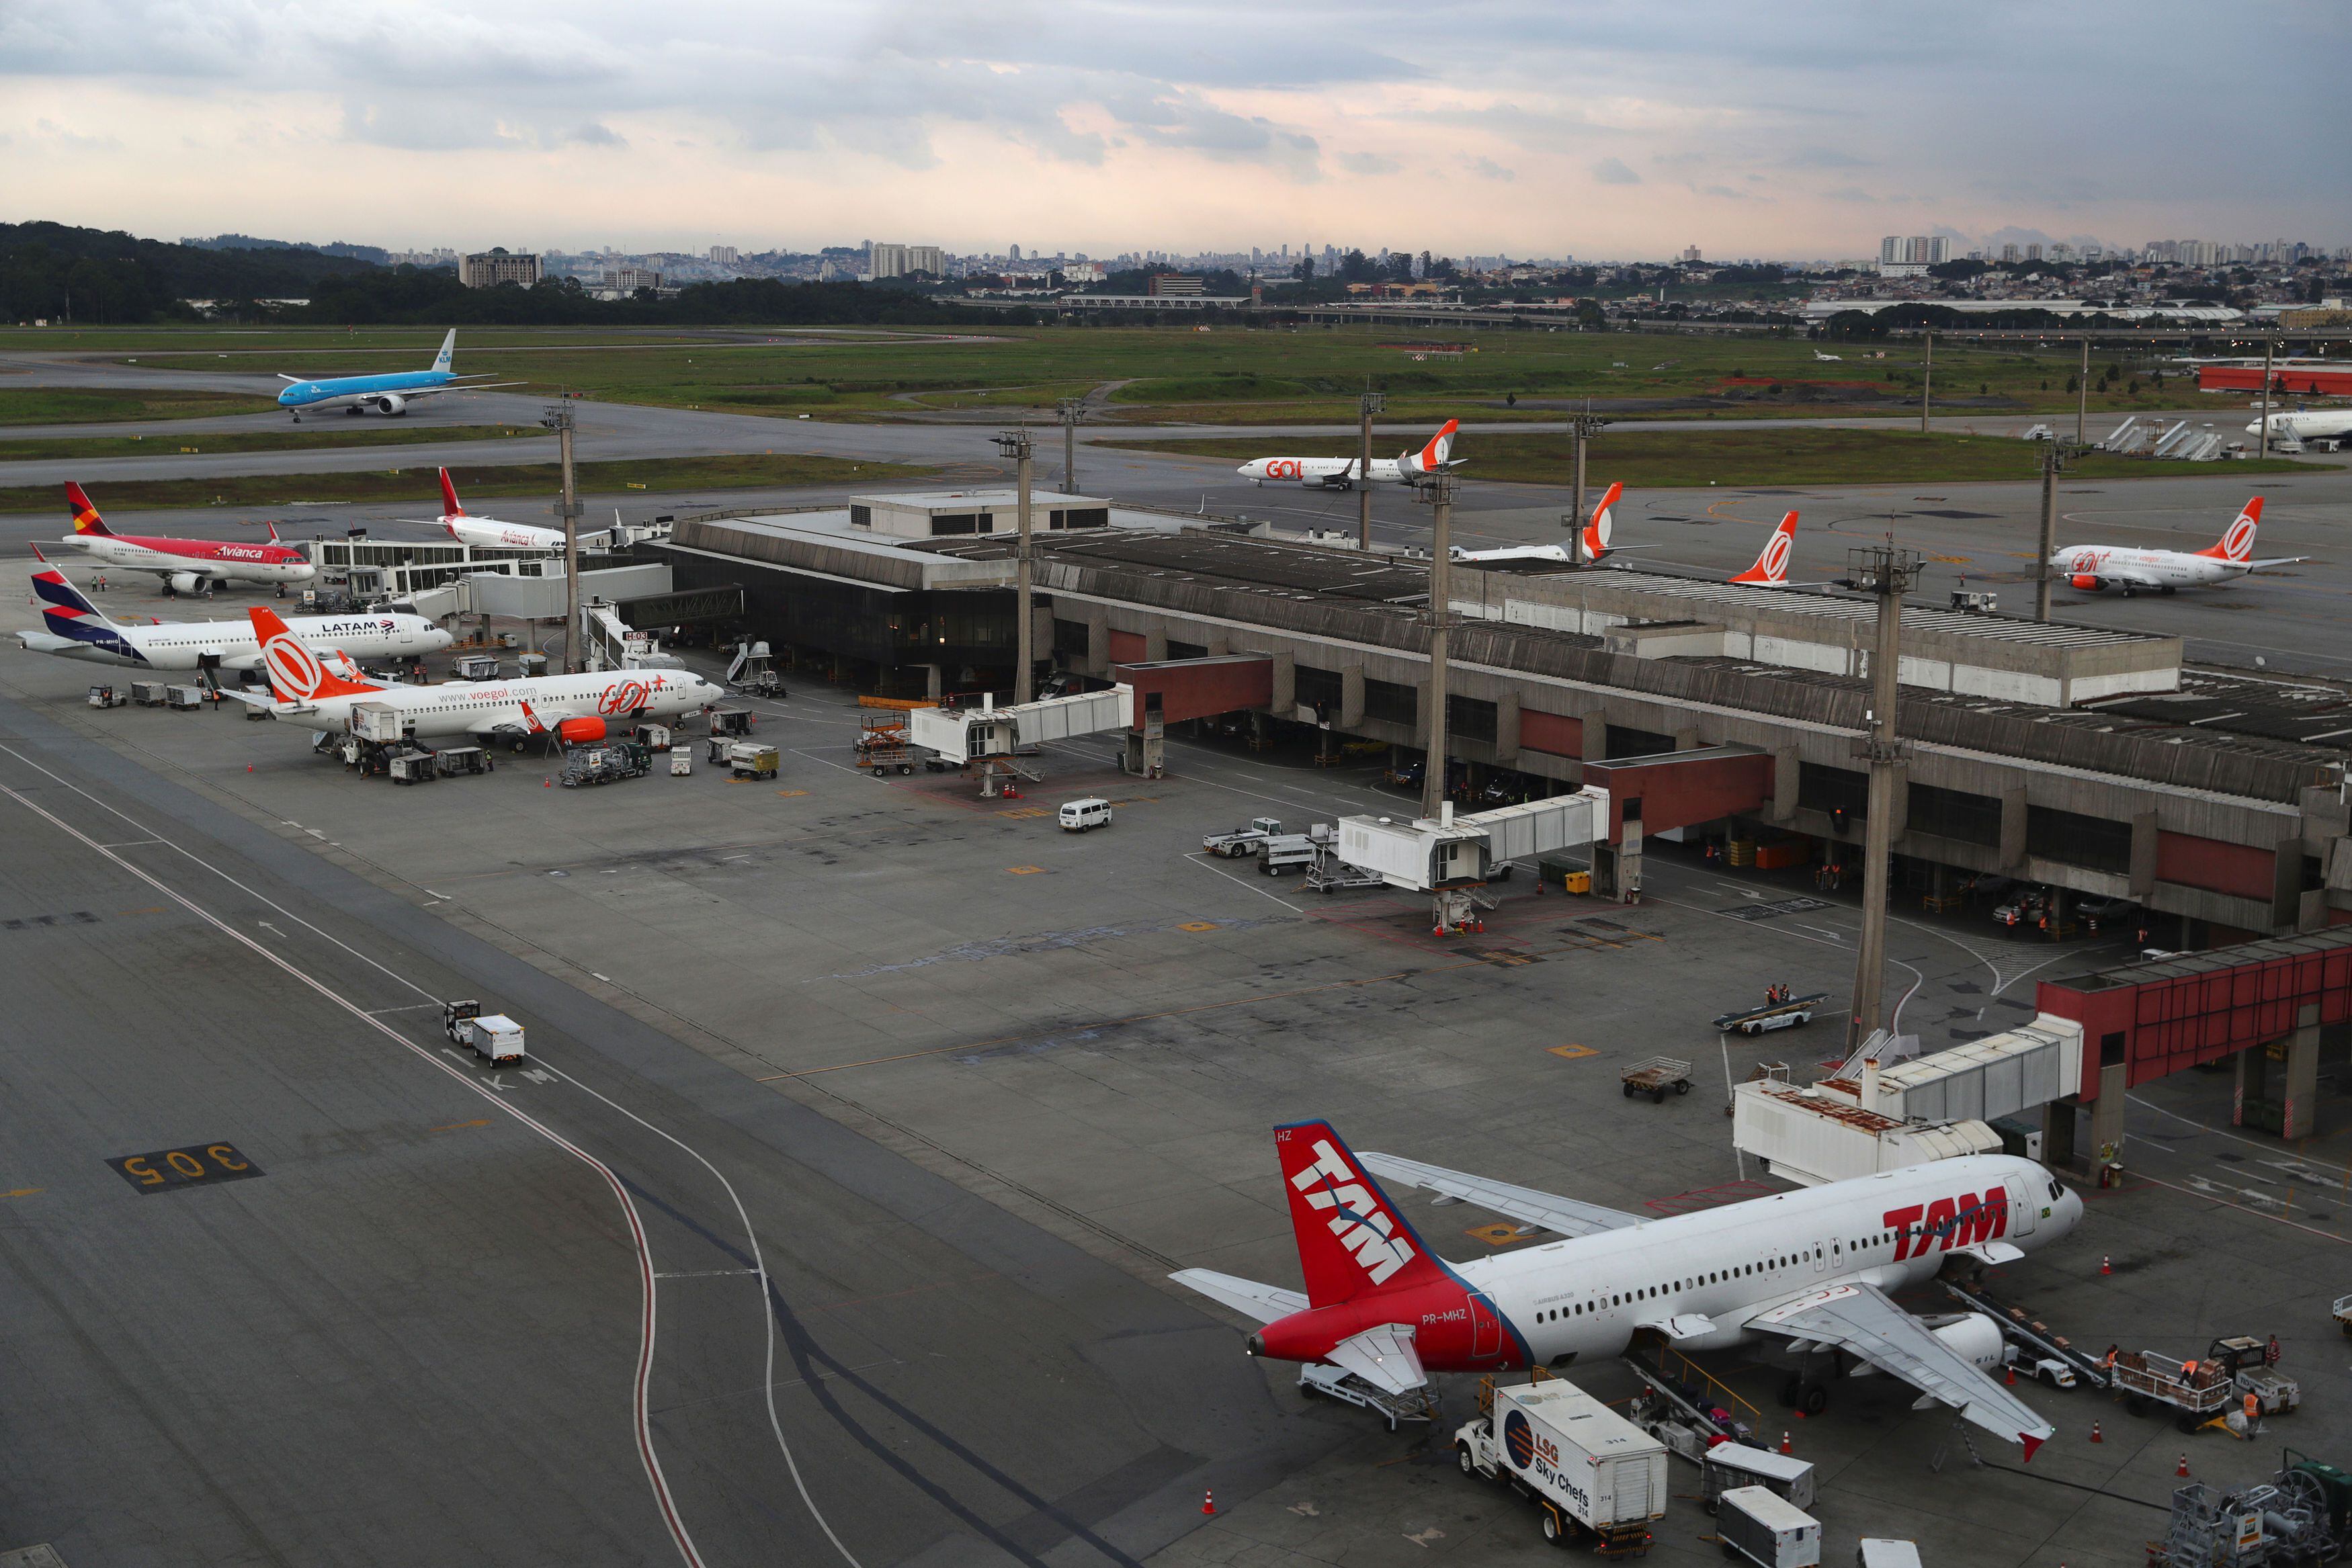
[2195,496,2261,561]
[1274,1120,1453,1308]
[65,482,113,536]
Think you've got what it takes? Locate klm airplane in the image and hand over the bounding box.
[275,331,520,420]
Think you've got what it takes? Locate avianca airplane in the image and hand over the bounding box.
[2050,496,2305,595]
[276,330,523,421]
[48,482,316,596]
[1174,1121,2080,1458]
[17,566,450,670]
[406,468,565,552]
[222,605,722,745]
[1447,482,1629,566]
[1236,420,1463,490]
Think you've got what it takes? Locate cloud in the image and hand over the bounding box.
[1338,150,1400,175]
[560,122,625,148]
[1786,146,1869,169]
[1592,156,1640,185]
[1472,156,1514,182]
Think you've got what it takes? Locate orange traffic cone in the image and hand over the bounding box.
[2101,1255,2112,1276]
[1202,1489,1216,1516]
[2177,1454,2190,1479]
[2089,1422,2102,1443]
[1779,1431,1793,1456]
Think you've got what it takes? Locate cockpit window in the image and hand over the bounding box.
[2048,1180,2062,1201]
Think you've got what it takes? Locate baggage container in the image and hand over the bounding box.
[349,701,407,743]
[165,684,206,709]
[1716,1485,1821,1568]
[464,1014,526,1065]
[130,681,169,707]
[1702,1443,1815,1513]
[728,742,780,781]
[387,749,438,785]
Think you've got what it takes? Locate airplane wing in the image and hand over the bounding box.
[1325,1324,1425,1394]
[1454,546,1570,564]
[399,380,530,398]
[1740,1280,2053,1458]
[276,374,305,383]
[1357,1151,1646,1239]
[1169,1268,1306,1325]
[2241,556,2309,570]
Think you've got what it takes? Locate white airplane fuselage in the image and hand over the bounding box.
[276,668,723,740]
[1238,455,1415,489]
[18,612,450,670]
[443,513,566,552]
[2250,410,2352,441]
[2049,546,2249,591]
[58,535,315,589]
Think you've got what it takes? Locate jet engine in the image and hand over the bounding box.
[2069,573,2103,591]
[556,715,607,745]
[375,393,408,416]
[1927,1314,2005,1370]
[167,571,204,595]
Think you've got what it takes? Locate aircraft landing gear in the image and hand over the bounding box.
[2159,585,2177,595]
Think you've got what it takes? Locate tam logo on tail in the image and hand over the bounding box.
[1581,480,1624,558]
[1276,1120,1447,1305]
[1730,511,1800,586]
[65,482,114,537]
[2197,496,2261,562]
[247,606,382,702]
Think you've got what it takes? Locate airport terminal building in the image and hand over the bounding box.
[648,492,2351,947]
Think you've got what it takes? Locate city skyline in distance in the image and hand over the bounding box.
[5,1,2341,260]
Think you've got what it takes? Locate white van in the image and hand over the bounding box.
[1058,797,1112,832]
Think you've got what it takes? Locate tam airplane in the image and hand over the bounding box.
[2050,496,2305,595]
[1174,1121,2081,1458]
[1236,420,1463,489]
[48,482,316,596]
[222,605,722,744]
[276,329,523,420]
[17,566,450,670]
[407,468,566,552]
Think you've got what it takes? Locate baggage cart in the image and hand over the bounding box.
[706,734,733,764]
[455,654,501,681]
[436,746,493,777]
[388,748,439,785]
[729,742,780,781]
[130,681,168,707]
[87,684,126,709]
[464,1013,526,1065]
[1716,1485,1821,1568]
[670,748,691,776]
[1702,1443,1815,1514]
[1259,834,1319,875]
[857,713,917,776]
[709,706,753,738]
[159,684,204,708]
[1622,1056,1693,1103]
[2113,1348,2236,1430]
[633,722,672,752]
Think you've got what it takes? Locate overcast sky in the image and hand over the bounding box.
[3,0,2341,260]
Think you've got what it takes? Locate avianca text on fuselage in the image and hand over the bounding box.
[2051,496,2304,595]
[405,467,566,552]
[51,482,314,595]
[1236,420,1462,489]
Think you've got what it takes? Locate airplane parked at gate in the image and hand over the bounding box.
[407,468,566,552]
[2246,408,2352,446]
[276,330,521,420]
[2049,496,2304,595]
[1446,482,1632,566]
[47,482,316,597]
[17,566,450,671]
[1236,419,1464,490]
[1173,1120,2080,1458]
[222,605,721,746]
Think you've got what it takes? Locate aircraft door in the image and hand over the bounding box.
[1470,1293,1501,1358]
[2007,1177,2038,1236]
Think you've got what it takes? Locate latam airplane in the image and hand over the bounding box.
[1236,419,1463,490]
[48,482,316,596]
[224,605,721,746]
[1175,1121,2080,1458]
[17,567,450,670]
[407,468,565,552]
[276,330,521,421]
[2050,496,2305,595]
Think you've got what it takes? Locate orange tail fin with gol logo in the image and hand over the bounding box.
[247,606,383,703]
[2195,496,2261,562]
[1581,480,1624,559]
[1730,511,1800,585]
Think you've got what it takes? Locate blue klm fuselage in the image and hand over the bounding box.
[276,368,456,412]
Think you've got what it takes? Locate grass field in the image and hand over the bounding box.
[1104,427,2313,488]
[0,424,547,462]
[92,324,2239,428]
[0,387,282,425]
[0,452,934,513]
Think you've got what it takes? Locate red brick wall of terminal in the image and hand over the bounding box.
[1520,708,1584,760]
[1107,630,1148,666]
[2154,831,2275,902]
[2036,941,2352,1100]
[1581,752,1773,843]
[2199,365,2352,396]
[1111,657,1274,727]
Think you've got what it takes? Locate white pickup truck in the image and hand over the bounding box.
[1202,816,1284,858]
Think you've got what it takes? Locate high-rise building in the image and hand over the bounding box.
[1683,244,1702,262]
[709,245,739,265]
[868,243,943,279]
[2025,243,2042,261]
[1876,234,1945,275]
[600,267,663,293]
[460,249,542,289]
[2001,243,2020,263]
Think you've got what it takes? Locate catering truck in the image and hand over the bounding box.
[1456,1376,1668,1554]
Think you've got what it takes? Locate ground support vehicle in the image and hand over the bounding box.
[1259,834,1320,875]
[2207,1337,2300,1417]
[1202,817,1283,857]
[1456,1375,1666,1556]
[1623,1355,1757,1463]
[1622,1057,1693,1103]
[388,748,439,785]
[708,706,753,738]
[87,685,125,709]
[562,742,649,787]
[1716,1486,1821,1568]
[2114,1349,2238,1431]
[728,742,780,781]
[1940,1280,2111,1390]
[669,748,691,776]
[1712,994,1831,1036]
[1297,1363,1439,1432]
[857,713,917,777]
[436,746,493,777]
[1305,848,1385,894]
[1701,1444,1814,1515]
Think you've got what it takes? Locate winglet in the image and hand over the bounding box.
[438,466,465,518]
[2196,496,2261,562]
[65,482,113,537]
[2019,1434,2044,1464]
[1730,511,1800,586]
[1581,480,1624,559]
[247,606,383,702]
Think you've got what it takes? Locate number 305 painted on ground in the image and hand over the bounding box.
[106,1143,264,1194]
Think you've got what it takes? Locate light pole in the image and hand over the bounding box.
[1566,405,1611,554]
[1357,386,1386,550]
[1419,472,1456,822]
[993,428,1037,703]
[2255,339,2275,455]
[1056,396,1085,494]
[1919,331,1933,434]
[1844,543,1920,1051]
[540,402,581,671]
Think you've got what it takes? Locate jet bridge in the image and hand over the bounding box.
[1336,788,1606,932]
[907,685,1134,795]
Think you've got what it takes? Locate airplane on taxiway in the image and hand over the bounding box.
[276,330,522,421]
[1236,419,1464,490]
[2050,496,2304,595]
